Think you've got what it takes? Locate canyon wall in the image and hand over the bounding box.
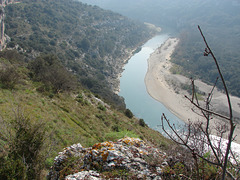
[0,0,18,50]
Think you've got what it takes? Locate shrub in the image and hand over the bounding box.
[112,125,120,132]
[139,119,147,127]
[28,55,77,93]
[0,64,19,89]
[0,108,48,179]
[96,114,105,121]
[124,109,133,118]
[98,104,106,111]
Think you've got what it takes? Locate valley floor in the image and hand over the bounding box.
[145,37,240,144]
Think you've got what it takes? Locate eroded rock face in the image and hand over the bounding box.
[0,0,18,50]
[48,137,167,180]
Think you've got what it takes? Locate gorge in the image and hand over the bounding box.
[119,34,184,132]
[0,0,240,179]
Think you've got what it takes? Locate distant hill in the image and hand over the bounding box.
[80,0,240,97]
[3,0,159,108]
[1,1,239,179]
[0,51,170,178]
[79,0,240,32]
[0,1,168,177]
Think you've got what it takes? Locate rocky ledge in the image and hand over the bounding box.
[48,137,169,180]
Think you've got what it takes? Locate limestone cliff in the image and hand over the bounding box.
[0,0,18,50]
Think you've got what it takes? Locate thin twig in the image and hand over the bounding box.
[198,25,235,180]
[198,25,232,120]
[185,95,230,120]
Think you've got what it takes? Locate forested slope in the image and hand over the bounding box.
[80,0,240,97]
[0,1,167,177]
[0,51,170,178]
[4,0,158,108]
[171,26,240,97]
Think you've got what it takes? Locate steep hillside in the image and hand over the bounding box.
[0,0,19,49]
[80,0,240,97]
[0,57,168,150]
[0,0,167,178]
[0,54,171,178]
[3,0,159,108]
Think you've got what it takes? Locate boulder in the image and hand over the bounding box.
[48,137,166,179]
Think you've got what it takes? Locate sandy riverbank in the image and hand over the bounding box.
[145,37,240,143]
[145,37,199,122]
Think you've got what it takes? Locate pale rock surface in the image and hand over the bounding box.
[48,137,167,180]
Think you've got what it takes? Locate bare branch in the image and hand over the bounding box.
[185,95,230,120]
[161,26,238,179]
[207,77,218,104]
[198,25,236,180]
[198,25,232,120]
[230,149,240,168]
[161,114,222,167]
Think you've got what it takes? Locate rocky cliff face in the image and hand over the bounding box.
[0,0,16,6]
[0,0,18,50]
[0,4,5,50]
[48,137,169,179]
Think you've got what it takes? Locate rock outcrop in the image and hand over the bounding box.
[0,0,18,50]
[48,137,168,180]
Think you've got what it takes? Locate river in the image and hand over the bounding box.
[119,34,184,133]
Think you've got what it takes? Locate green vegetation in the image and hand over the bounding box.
[0,0,166,176]
[105,130,139,141]
[28,54,77,93]
[0,62,19,89]
[139,118,147,127]
[124,108,134,118]
[88,0,240,98]
[0,52,171,178]
[171,27,240,97]
[1,0,238,179]
[0,110,48,179]
[4,0,158,108]
[170,63,184,75]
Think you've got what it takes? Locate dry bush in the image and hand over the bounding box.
[0,108,49,179]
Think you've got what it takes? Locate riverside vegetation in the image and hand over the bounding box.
[4,0,159,109]
[81,0,240,98]
[0,0,239,179]
[0,0,171,179]
[0,52,171,179]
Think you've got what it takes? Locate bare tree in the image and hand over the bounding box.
[161,26,238,179]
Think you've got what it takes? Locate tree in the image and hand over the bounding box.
[161,26,238,179]
[28,55,77,93]
[0,108,49,179]
[0,63,19,89]
[125,109,133,119]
